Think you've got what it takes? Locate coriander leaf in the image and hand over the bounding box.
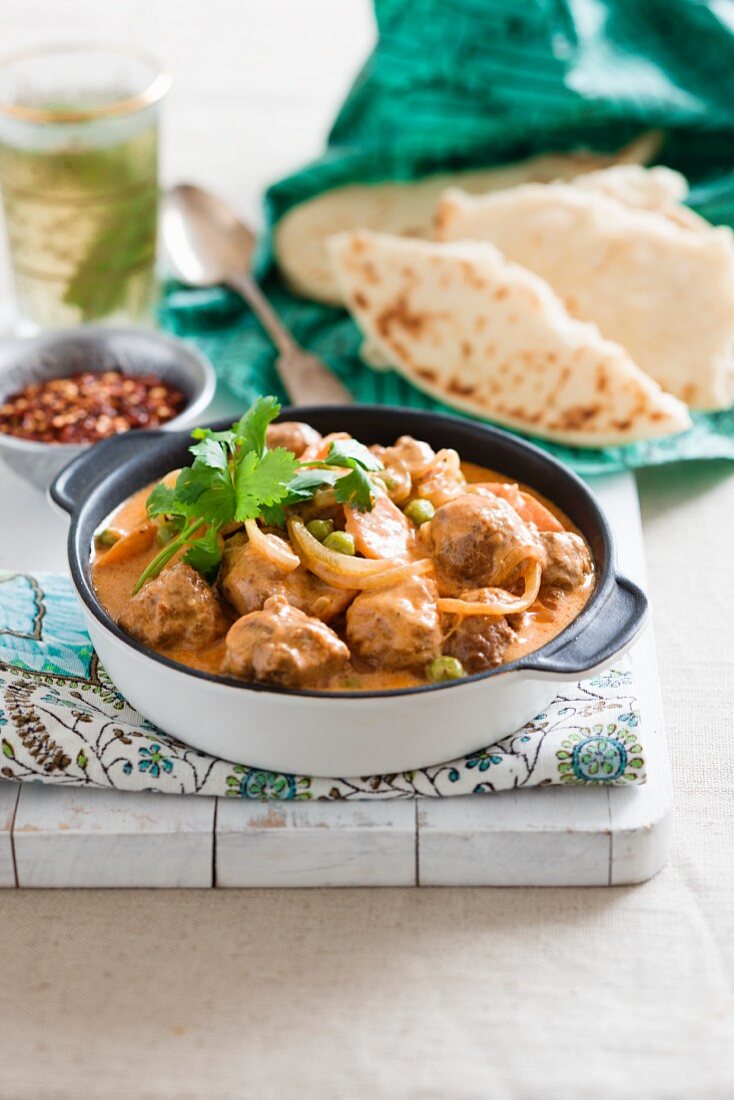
[334,466,374,511]
[260,467,344,523]
[326,438,383,472]
[232,451,259,521]
[184,526,222,576]
[175,465,236,526]
[260,502,287,527]
[232,395,281,457]
[189,436,229,471]
[146,482,178,518]
[234,447,297,522]
[283,467,342,501]
[191,426,237,450]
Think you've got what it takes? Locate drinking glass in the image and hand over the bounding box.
[0,44,171,333]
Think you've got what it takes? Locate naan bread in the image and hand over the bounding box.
[574,164,688,210]
[328,231,690,447]
[276,134,662,305]
[436,178,734,410]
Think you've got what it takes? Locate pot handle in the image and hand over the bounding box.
[517,574,648,679]
[49,430,167,515]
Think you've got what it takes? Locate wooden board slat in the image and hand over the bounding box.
[418,786,612,886]
[13,785,216,887]
[216,798,417,887]
[0,781,18,887]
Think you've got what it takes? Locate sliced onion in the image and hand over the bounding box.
[437,561,542,618]
[288,516,433,590]
[489,542,546,587]
[335,559,434,590]
[245,519,300,573]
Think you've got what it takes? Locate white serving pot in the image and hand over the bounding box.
[51,405,648,777]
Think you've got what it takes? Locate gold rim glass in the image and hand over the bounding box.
[0,43,171,124]
[0,43,169,333]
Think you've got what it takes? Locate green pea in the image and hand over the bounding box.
[404,498,435,527]
[307,518,335,543]
[95,528,120,549]
[426,655,465,683]
[156,518,184,546]
[323,530,356,556]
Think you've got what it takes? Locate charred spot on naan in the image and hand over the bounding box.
[448,379,477,397]
[375,294,448,343]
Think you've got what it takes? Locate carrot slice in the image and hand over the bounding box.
[471,482,564,532]
[345,493,415,561]
[96,523,157,566]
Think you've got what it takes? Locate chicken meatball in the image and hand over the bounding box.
[427,493,539,596]
[118,562,228,650]
[444,615,515,674]
[265,420,322,457]
[220,536,354,622]
[346,576,442,671]
[223,596,349,687]
[540,531,592,589]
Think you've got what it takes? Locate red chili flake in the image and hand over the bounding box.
[0,371,187,444]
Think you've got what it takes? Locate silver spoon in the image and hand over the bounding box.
[162,184,352,405]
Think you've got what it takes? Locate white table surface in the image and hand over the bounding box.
[0,2,732,1097]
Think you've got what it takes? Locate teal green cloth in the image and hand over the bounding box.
[160,0,734,477]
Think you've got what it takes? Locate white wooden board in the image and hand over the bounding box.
[0,471,672,887]
[0,781,18,887]
[13,785,215,887]
[217,799,416,887]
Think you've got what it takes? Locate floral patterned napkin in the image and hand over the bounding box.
[0,572,646,800]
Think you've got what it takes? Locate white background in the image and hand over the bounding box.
[0,3,733,1098]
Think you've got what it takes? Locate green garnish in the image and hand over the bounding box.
[323,439,382,473]
[133,396,296,593]
[156,517,185,547]
[146,483,177,518]
[183,526,223,575]
[306,438,383,513]
[132,396,386,594]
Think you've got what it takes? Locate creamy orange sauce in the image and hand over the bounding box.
[91,460,595,690]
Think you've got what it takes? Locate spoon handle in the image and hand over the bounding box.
[226,272,353,405]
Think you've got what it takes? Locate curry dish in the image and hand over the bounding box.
[91,402,595,693]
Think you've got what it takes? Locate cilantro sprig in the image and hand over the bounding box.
[133,397,385,593]
[133,397,296,593]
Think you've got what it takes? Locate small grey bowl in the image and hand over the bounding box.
[0,326,216,491]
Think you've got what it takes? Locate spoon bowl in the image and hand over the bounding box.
[163,184,256,286]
